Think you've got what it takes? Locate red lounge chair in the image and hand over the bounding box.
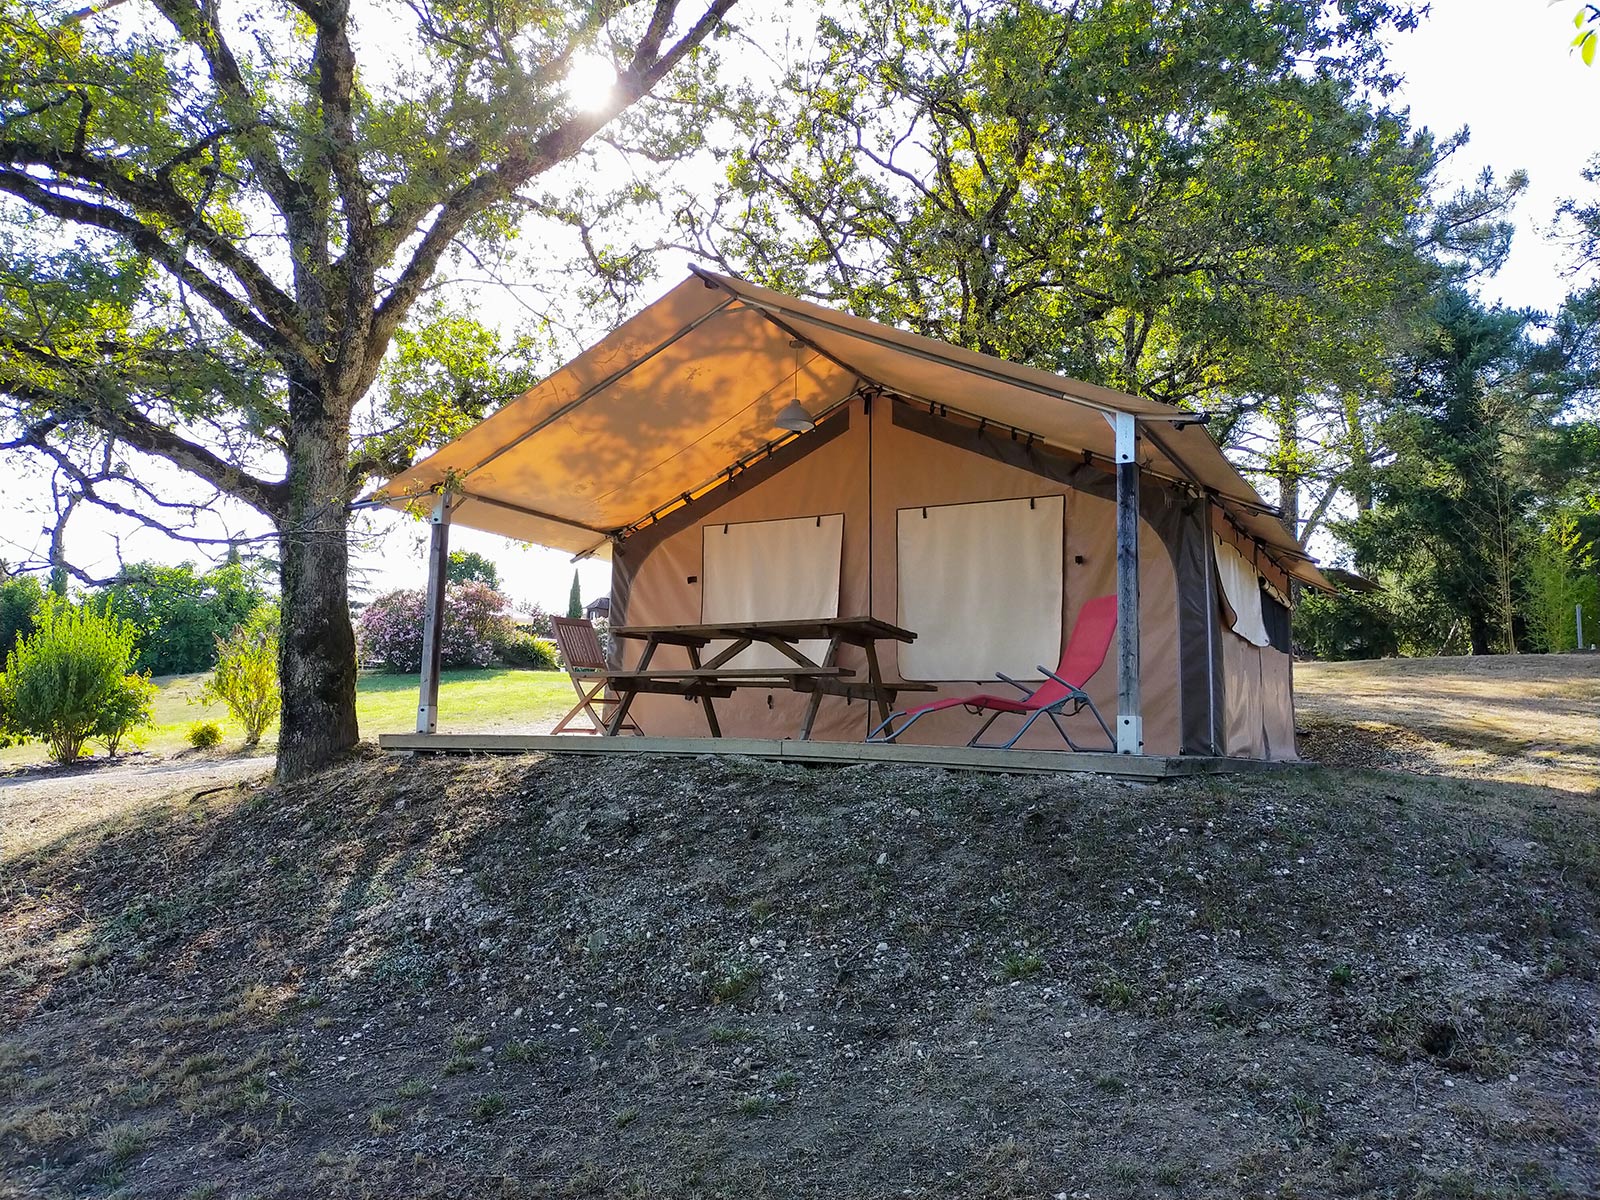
[866,594,1118,750]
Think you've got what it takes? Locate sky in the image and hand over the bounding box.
[1381,0,1596,316]
[4,0,1597,615]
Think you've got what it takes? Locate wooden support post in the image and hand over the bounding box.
[416,493,452,734]
[1112,412,1143,755]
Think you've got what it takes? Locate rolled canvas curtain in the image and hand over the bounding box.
[1214,534,1270,648]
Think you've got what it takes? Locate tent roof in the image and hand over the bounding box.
[373,268,1329,588]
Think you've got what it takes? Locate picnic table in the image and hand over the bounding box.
[605,616,935,739]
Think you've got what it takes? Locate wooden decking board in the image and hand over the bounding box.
[374,732,1285,778]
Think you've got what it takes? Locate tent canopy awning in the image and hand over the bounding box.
[372,267,1329,588]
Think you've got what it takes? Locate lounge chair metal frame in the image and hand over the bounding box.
[865,594,1118,752]
[866,666,1114,751]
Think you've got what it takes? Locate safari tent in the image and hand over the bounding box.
[374,268,1327,761]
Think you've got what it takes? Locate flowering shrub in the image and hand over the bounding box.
[359,582,513,672]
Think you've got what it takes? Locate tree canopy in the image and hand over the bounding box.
[686,1,1517,408]
[446,550,501,591]
[1337,292,1547,655]
[677,0,1525,546]
[1299,167,1600,661]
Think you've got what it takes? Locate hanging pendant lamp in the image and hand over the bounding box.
[774,339,816,432]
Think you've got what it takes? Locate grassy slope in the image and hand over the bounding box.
[0,669,575,768]
[1296,654,1599,793]
[2,751,1596,1199]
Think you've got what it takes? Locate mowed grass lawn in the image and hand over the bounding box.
[0,668,575,769]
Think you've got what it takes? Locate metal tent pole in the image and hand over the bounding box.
[1202,497,1220,755]
[416,493,452,734]
[1112,412,1143,755]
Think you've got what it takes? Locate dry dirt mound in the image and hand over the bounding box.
[2,751,1597,1198]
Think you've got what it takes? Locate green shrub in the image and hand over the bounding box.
[0,604,140,765]
[97,560,271,675]
[187,720,223,750]
[494,630,559,670]
[96,673,156,756]
[0,573,47,665]
[1293,585,1401,661]
[204,606,280,744]
[0,679,16,749]
[1523,513,1599,652]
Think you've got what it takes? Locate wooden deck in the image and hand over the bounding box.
[375,732,1287,778]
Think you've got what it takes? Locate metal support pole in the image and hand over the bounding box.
[416,493,452,734]
[1201,498,1220,755]
[1112,412,1143,755]
[1579,603,1585,651]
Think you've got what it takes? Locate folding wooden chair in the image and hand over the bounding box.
[549,617,642,735]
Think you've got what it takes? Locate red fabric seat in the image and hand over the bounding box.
[867,595,1118,750]
[904,694,1033,716]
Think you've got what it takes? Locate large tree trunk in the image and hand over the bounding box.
[1467,609,1493,657]
[276,383,360,782]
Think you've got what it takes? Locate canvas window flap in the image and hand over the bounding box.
[1214,534,1271,647]
[701,514,844,668]
[897,495,1064,680]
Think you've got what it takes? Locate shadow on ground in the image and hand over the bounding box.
[2,750,1596,1198]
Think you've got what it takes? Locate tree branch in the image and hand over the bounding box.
[305,0,376,388]
[33,439,250,551]
[146,0,312,250]
[0,164,305,364]
[365,0,737,377]
[3,377,287,518]
[0,141,315,363]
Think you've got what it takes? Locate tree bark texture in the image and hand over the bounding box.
[275,383,360,781]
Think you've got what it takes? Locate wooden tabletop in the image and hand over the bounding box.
[612,616,918,644]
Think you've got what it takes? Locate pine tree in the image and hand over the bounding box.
[568,571,583,621]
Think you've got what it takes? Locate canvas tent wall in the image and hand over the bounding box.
[374,268,1326,760]
[609,393,1294,756]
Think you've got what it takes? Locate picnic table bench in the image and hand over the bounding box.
[606,616,934,739]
